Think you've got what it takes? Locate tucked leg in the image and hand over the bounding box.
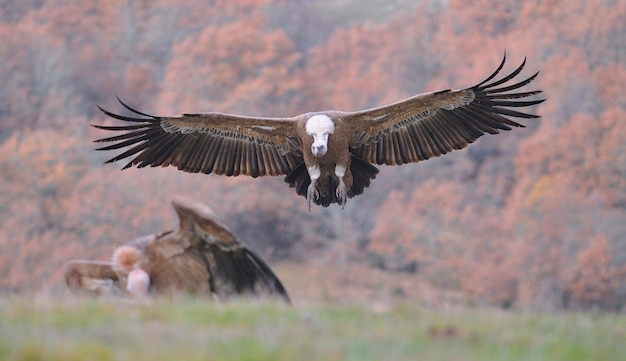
[334,165,348,208]
[307,166,321,211]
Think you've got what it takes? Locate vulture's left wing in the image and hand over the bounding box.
[94,98,303,177]
[345,54,545,165]
[171,197,291,303]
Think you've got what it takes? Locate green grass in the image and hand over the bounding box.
[1,296,624,361]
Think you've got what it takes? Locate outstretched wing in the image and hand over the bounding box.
[94,98,303,177]
[170,196,291,302]
[346,53,545,165]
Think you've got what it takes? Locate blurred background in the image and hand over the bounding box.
[0,0,625,310]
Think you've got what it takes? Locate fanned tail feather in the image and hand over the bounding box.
[284,154,379,207]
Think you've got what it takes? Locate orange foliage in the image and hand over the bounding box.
[369,180,466,275]
[157,6,301,116]
[566,235,626,309]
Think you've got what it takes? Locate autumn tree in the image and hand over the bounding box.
[156,1,302,116]
[566,235,626,309]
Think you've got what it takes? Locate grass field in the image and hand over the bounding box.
[1,296,624,361]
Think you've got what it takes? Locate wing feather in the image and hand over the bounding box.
[239,143,248,176]
[421,120,444,156]
[229,139,242,176]
[474,52,508,87]
[402,125,421,160]
[94,100,303,177]
[384,133,395,165]
[397,130,411,162]
[202,136,223,174]
[406,124,427,160]
[348,53,545,165]
[216,138,233,176]
[177,134,206,172]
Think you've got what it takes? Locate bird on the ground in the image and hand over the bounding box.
[64,196,290,302]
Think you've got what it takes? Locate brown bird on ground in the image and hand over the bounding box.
[64,196,290,303]
[94,54,544,209]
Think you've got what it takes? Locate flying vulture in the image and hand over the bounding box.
[64,196,290,303]
[94,54,544,209]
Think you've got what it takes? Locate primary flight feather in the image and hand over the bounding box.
[94,54,545,209]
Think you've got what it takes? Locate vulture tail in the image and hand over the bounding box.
[284,154,379,207]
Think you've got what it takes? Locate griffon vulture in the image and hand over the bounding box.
[94,54,544,209]
[64,197,290,302]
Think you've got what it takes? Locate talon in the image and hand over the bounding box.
[306,166,322,211]
[307,183,318,211]
[336,183,347,209]
[334,166,349,209]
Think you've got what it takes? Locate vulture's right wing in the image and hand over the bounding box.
[94,97,303,177]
